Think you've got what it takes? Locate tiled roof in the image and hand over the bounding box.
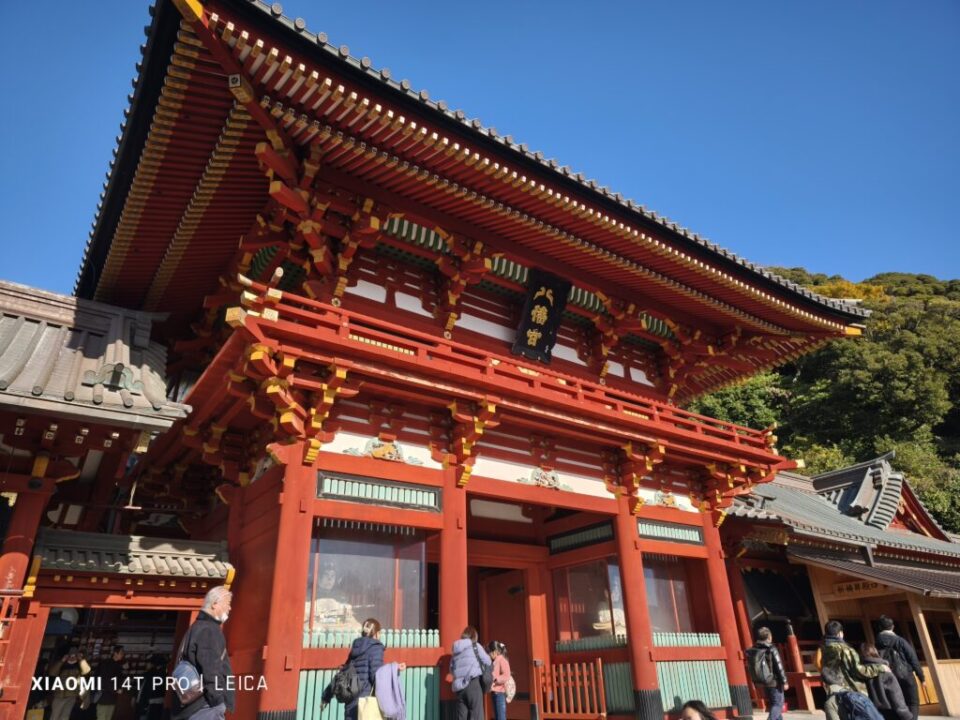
[230,1,869,322]
[34,528,232,579]
[787,547,960,598]
[812,453,903,530]
[74,0,867,326]
[730,472,960,560]
[0,280,189,429]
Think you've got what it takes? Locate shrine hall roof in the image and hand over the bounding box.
[730,465,960,561]
[74,0,867,337]
[0,280,188,429]
[34,528,233,580]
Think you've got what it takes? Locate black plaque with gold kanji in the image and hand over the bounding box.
[511,269,571,364]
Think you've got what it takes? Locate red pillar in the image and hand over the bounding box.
[726,555,764,708]
[702,516,752,717]
[0,602,50,720]
[0,485,53,592]
[614,495,662,720]
[257,451,316,718]
[440,468,468,714]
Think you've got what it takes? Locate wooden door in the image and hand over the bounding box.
[480,569,531,719]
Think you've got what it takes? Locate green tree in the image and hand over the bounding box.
[687,372,786,430]
[687,271,960,532]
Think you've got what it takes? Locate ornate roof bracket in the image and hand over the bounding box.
[433,231,498,337]
[445,398,499,487]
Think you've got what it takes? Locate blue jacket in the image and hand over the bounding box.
[450,639,490,693]
[348,636,385,698]
[323,635,384,718]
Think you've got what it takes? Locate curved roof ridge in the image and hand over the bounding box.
[74,0,868,325]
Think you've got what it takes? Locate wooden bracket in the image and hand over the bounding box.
[447,399,499,486]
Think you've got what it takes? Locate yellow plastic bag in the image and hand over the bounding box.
[358,696,384,720]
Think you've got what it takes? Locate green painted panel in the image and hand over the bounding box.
[652,632,721,647]
[305,628,440,649]
[318,473,440,512]
[555,634,627,653]
[602,661,635,713]
[656,661,731,711]
[298,666,438,720]
[636,520,703,544]
[547,522,614,554]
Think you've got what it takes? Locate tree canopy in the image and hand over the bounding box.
[687,270,960,533]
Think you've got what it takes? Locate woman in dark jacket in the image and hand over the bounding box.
[860,643,911,720]
[322,618,385,720]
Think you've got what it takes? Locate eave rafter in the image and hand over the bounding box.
[165,0,855,346]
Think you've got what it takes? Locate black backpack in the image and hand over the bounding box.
[836,690,885,720]
[747,647,775,686]
[332,662,362,704]
[879,644,913,681]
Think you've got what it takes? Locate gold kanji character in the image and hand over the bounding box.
[530,305,549,325]
[526,329,542,347]
[533,286,554,305]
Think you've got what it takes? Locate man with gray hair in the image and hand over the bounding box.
[173,585,234,719]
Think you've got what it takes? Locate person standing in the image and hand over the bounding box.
[321,618,386,720]
[450,626,491,720]
[487,641,511,720]
[819,621,886,720]
[48,646,92,720]
[172,586,235,720]
[745,627,788,720]
[875,616,924,720]
[860,643,911,720]
[95,646,126,720]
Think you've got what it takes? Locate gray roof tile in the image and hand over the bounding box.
[34,528,232,580]
[0,280,189,429]
[730,470,960,560]
[74,0,868,323]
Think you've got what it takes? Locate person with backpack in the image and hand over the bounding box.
[487,641,513,720]
[819,621,887,720]
[451,626,491,720]
[745,627,788,720]
[321,618,386,720]
[874,616,924,720]
[860,643,911,720]
[172,586,234,720]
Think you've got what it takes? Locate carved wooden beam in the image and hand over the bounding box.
[434,232,497,335]
[619,441,667,513]
[447,399,499,486]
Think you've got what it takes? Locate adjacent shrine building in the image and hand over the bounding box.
[1,1,869,719]
[725,455,960,717]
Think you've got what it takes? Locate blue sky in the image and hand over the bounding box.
[1,0,957,295]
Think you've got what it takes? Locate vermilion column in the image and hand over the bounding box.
[614,495,663,720]
[0,602,50,720]
[439,468,468,718]
[725,555,764,707]
[257,451,316,719]
[0,485,53,593]
[702,515,752,718]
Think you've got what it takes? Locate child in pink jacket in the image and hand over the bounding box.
[487,641,511,720]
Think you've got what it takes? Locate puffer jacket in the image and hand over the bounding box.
[322,635,385,708]
[450,639,490,692]
[820,636,886,694]
[862,658,911,720]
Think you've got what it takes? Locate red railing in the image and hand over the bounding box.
[0,591,21,675]
[532,658,607,720]
[239,278,783,467]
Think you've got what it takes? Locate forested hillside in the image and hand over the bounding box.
[687,270,960,533]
